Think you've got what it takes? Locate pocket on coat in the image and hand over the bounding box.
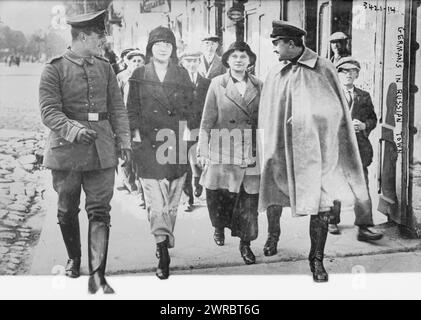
[50,137,72,149]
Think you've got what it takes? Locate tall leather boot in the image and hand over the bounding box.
[263,206,282,256]
[58,220,81,278]
[156,237,170,280]
[309,212,329,282]
[88,221,114,294]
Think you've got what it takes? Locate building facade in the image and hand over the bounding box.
[109,0,421,238]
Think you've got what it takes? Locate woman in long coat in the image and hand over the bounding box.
[126,27,193,279]
[198,42,262,265]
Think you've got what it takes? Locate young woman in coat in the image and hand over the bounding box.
[198,42,263,265]
[126,27,194,279]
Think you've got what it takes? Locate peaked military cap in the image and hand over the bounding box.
[329,31,349,42]
[66,9,107,31]
[336,56,361,71]
[270,20,307,39]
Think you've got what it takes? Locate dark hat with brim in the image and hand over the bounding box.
[66,9,106,33]
[202,34,220,42]
[145,26,178,63]
[221,41,257,69]
[329,31,349,42]
[336,56,361,71]
[270,20,307,39]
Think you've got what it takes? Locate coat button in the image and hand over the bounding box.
[153,110,158,113]
[152,144,156,148]
[154,128,158,132]
[167,110,173,116]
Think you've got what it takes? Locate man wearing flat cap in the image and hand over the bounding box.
[258,20,373,282]
[198,34,226,80]
[329,31,350,65]
[39,9,131,294]
[327,57,383,241]
[180,50,211,208]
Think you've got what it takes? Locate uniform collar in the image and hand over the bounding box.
[277,47,318,73]
[64,47,95,66]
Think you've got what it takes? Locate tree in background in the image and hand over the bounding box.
[64,0,112,15]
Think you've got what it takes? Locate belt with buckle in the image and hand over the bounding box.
[66,112,109,122]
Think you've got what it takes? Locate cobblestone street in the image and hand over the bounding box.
[0,63,48,275]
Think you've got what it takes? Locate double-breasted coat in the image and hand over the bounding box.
[39,49,131,171]
[198,72,263,194]
[126,62,194,180]
[349,87,377,168]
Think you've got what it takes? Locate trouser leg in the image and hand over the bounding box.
[141,174,186,248]
[354,167,374,227]
[52,170,82,260]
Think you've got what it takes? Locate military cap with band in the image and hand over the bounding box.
[329,31,349,43]
[270,20,307,39]
[66,9,107,32]
[335,56,361,71]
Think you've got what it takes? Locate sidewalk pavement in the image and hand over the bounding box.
[30,171,421,276]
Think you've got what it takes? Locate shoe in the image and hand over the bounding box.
[65,258,81,278]
[194,177,203,197]
[357,227,383,242]
[263,235,278,256]
[184,202,194,212]
[59,220,81,279]
[156,238,170,280]
[328,224,341,235]
[309,213,329,283]
[240,241,256,265]
[213,228,225,246]
[88,221,115,294]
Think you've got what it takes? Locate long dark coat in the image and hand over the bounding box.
[350,87,377,168]
[188,73,211,130]
[126,62,194,180]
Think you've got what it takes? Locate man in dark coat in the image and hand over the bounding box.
[198,35,226,80]
[180,50,211,210]
[328,57,383,242]
[39,10,131,294]
[329,32,350,65]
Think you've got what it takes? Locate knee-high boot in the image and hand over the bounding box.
[88,221,114,294]
[263,205,282,256]
[58,218,81,278]
[309,212,329,282]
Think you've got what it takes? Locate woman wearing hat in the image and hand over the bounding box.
[198,41,262,265]
[126,26,194,279]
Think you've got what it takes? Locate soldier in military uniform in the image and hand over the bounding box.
[39,10,131,294]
